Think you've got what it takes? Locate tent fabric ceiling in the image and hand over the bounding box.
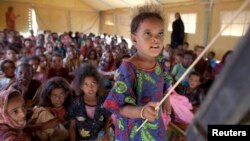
[81,0,194,10]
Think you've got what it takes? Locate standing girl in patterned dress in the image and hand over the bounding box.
[103,4,172,141]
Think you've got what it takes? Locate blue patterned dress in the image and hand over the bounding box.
[103,59,172,141]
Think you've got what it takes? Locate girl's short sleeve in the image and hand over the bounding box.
[67,98,80,119]
[103,61,136,118]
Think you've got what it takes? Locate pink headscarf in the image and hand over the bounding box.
[0,89,26,129]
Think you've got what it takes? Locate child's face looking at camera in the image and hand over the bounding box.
[50,88,66,108]
[51,56,62,70]
[81,76,98,96]
[35,48,43,56]
[131,17,164,58]
[105,52,113,63]
[46,43,53,53]
[188,75,201,89]
[6,50,17,61]
[28,59,40,72]
[67,48,76,59]
[3,62,15,78]
[39,56,47,66]
[182,54,193,68]
[89,51,96,59]
[15,66,32,86]
[7,95,27,127]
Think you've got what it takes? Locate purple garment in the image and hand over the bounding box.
[103,60,171,141]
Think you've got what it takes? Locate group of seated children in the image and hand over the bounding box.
[0,64,112,141]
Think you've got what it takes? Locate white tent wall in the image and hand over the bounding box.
[163,2,205,50]
[99,0,250,59]
[34,7,69,32]
[70,10,99,34]
[0,0,99,34]
[209,0,250,60]
[0,1,29,32]
[100,8,131,37]
[162,0,250,59]
[34,7,99,33]
[99,2,205,54]
[0,0,249,59]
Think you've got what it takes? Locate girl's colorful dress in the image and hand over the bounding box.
[103,59,172,141]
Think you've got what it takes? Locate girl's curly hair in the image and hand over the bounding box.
[130,3,164,34]
[72,64,104,96]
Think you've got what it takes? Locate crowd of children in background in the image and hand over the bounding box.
[0,27,232,140]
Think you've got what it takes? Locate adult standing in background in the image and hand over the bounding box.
[6,6,20,31]
[171,12,185,49]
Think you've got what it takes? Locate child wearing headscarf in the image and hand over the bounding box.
[0,89,31,141]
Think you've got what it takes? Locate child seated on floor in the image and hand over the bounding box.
[0,90,31,140]
[68,64,111,141]
[175,71,205,112]
[30,77,72,141]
